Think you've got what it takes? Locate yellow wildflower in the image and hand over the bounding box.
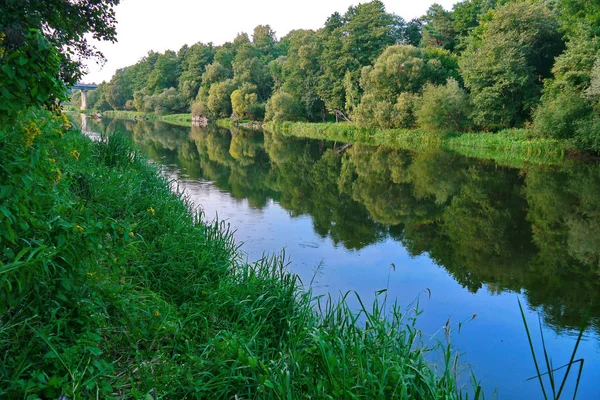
[75,225,84,232]
[129,231,135,238]
[147,207,155,216]
[70,149,80,160]
[49,158,56,163]
[51,169,62,184]
[23,121,41,147]
[153,310,160,317]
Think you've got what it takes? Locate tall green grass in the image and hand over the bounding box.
[265,121,577,167]
[518,299,586,400]
[1,109,480,398]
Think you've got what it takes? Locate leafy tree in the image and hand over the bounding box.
[459,1,563,129]
[105,69,132,110]
[232,44,272,101]
[416,78,472,132]
[351,45,457,128]
[0,0,120,85]
[421,4,456,51]
[403,18,422,46]
[231,83,261,120]
[146,51,180,94]
[145,87,188,115]
[265,90,305,122]
[533,89,592,139]
[0,30,66,117]
[278,29,324,121]
[177,42,215,104]
[317,1,404,115]
[252,25,277,59]
[207,80,235,118]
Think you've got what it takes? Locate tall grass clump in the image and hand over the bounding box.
[1,108,479,398]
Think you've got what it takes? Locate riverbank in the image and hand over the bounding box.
[102,110,193,127]
[1,109,478,398]
[264,121,578,167]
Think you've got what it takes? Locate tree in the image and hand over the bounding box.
[145,88,188,115]
[416,78,472,132]
[317,1,404,115]
[351,45,458,128]
[105,69,132,110]
[0,0,120,85]
[421,4,456,51]
[459,2,563,129]
[177,42,215,104]
[265,90,305,122]
[146,51,180,94]
[231,83,261,120]
[278,29,324,121]
[206,80,235,118]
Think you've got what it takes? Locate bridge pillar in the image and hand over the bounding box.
[80,90,87,111]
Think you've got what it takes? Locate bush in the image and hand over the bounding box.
[265,90,305,122]
[231,83,260,120]
[144,88,188,115]
[0,30,66,119]
[207,80,236,118]
[352,92,418,129]
[533,89,592,139]
[574,114,600,152]
[416,78,472,133]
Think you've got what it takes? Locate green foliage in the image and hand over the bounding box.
[316,1,404,112]
[146,51,180,94]
[460,1,563,129]
[177,42,215,103]
[207,80,236,118]
[352,45,458,129]
[416,78,472,133]
[0,30,66,119]
[104,69,132,110]
[573,114,600,152]
[0,0,119,85]
[265,90,305,122]
[231,83,261,120]
[144,87,188,115]
[533,89,592,139]
[421,4,457,51]
[278,29,324,121]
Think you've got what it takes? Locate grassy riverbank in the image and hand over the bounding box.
[1,109,478,399]
[265,121,578,166]
[102,110,193,127]
[98,111,578,166]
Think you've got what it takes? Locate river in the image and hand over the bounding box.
[82,116,600,400]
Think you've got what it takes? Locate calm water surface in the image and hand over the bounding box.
[84,117,600,399]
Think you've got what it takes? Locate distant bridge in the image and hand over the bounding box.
[71,83,98,110]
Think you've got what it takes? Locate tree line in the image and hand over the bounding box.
[79,0,600,151]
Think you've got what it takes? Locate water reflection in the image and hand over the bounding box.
[82,117,600,398]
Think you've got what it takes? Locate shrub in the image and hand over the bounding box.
[416,78,472,133]
[265,90,305,122]
[574,114,600,152]
[533,89,592,139]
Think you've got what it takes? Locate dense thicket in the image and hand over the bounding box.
[82,0,600,152]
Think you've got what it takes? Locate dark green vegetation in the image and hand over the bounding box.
[0,112,479,398]
[96,119,600,337]
[81,0,600,153]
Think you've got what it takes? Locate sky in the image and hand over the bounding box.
[82,0,459,84]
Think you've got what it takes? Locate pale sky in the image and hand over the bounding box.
[82,0,458,84]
